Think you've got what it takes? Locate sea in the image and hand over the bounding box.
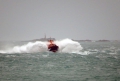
[0,39,120,81]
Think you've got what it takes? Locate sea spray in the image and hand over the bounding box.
[0,38,83,54]
[55,39,83,53]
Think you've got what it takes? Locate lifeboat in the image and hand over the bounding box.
[47,40,59,52]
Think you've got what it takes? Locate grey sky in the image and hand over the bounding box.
[0,0,120,41]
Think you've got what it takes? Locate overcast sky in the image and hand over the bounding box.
[0,0,120,41]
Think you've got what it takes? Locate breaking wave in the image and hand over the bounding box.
[0,39,83,54]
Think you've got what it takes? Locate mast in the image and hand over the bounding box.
[44,33,46,39]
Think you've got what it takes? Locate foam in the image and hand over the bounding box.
[0,38,83,54]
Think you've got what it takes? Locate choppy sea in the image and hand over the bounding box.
[0,39,120,81]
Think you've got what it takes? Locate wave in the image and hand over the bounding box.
[0,38,83,54]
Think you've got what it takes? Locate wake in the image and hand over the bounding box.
[0,39,83,54]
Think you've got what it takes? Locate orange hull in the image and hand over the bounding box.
[47,40,59,52]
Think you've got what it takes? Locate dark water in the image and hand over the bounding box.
[0,42,120,81]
